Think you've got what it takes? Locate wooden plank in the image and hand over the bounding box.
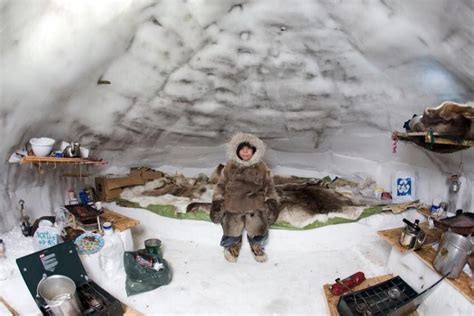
[100,208,140,232]
[323,274,419,316]
[416,206,431,218]
[414,246,474,303]
[123,303,143,316]
[21,155,108,165]
[377,222,442,253]
[0,296,19,316]
[381,201,421,214]
[396,131,442,137]
[424,135,473,146]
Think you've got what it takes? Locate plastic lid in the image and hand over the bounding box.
[102,222,113,235]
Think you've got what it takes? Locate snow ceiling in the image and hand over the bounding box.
[1,0,473,231]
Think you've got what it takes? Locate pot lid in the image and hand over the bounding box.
[16,240,88,298]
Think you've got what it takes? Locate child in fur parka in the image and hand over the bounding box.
[210,133,279,263]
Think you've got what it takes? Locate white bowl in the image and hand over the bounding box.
[29,137,55,157]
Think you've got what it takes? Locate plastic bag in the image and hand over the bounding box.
[124,249,172,296]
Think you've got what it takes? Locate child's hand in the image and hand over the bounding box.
[265,199,279,225]
[210,200,224,223]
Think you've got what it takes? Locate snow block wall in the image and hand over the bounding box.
[1,0,473,232]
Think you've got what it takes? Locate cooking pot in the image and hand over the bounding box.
[433,231,472,279]
[37,274,81,315]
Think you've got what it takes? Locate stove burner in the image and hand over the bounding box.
[355,302,372,315]
[76,281,123,316]
[387,288,401,300]
[337,276,419,316]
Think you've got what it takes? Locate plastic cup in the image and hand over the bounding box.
[95,201,102,211]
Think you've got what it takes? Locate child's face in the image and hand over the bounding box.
[239,146,254,161]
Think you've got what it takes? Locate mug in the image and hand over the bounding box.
[145,238,162,257]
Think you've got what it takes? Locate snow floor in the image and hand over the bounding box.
[0,204,427,315]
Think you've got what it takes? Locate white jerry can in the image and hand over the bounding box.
[391,171,417,203]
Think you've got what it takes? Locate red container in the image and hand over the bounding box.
[329,271,366,296]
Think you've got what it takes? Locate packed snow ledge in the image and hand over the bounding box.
[1,202,436,315]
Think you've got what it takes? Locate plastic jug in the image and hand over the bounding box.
[99,222,125,280]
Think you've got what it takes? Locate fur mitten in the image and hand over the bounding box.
[265,199,279,225]
[210,200,224,223]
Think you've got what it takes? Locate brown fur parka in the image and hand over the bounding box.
[213,133,278,213]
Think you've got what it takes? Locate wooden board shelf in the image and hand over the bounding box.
[377,222,442,253]
[20,155,108,166]
[393,131,473,153]
[377,223,474,303]
[100,208,140,232]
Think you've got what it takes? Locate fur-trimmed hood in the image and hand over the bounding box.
[226,133,266,167]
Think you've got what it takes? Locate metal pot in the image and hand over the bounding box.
[433,232,472,279]
[37,274,81,316]
[399,219,426,250]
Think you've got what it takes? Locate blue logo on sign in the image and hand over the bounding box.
[397,178,412,196]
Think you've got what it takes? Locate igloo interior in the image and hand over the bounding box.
[0,0,473,315]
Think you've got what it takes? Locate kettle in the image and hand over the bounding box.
[399,218,426,250]
[63,142,81,158]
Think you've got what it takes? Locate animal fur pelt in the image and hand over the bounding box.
[410,101,473,137]
[186,168,363,216]
[142,173,209,199]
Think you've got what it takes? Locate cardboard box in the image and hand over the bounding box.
[95,177,124,201]
[104,173,145,190]
[95,169,165,201]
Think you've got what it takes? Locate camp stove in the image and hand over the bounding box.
[16,241,123,316]
[337,275,447,316]
[76,281,122,315]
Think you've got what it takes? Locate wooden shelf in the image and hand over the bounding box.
[100,208,140,232]
[377,222,442,253]
[393,131,473,153]
[20,155,108,166]
[377,223,474,303]
[323,274,418,316]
